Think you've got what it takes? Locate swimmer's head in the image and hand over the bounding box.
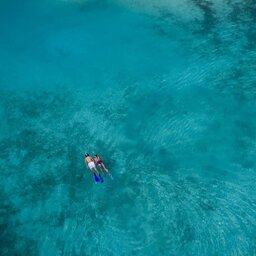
[94,154,98,157]
[85,153,89,157]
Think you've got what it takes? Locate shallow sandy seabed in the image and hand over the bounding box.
[0,0,256,255]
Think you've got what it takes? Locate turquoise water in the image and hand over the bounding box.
[0,0,256,255]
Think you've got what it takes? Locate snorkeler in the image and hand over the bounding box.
[94,154,112,177]
[84,153,100,175]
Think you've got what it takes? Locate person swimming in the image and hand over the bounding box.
[94,154,112,177]
[84,153,100,175]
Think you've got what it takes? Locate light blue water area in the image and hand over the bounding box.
[0,0,256,255]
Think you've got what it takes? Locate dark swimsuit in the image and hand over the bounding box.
[97,159,103,165]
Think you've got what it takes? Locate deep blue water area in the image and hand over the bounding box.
[0,0,256,255]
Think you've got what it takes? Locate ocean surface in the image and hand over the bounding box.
[0,0,256,255]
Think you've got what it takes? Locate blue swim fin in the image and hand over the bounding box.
[93,173,101,183]
[99,175,104,183]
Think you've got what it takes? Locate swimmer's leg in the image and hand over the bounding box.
[101,163,112,176]
[98,165,104,174]
[93,167,103,182]
[93,167,100,175]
